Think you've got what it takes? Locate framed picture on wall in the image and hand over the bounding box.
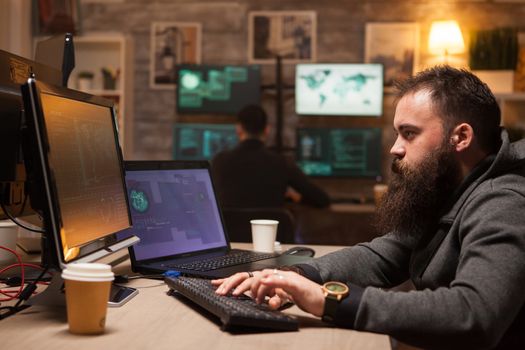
[365,22,420,88]
[248,11,317,64]
[150,22,202,89]
[33,0,81,35]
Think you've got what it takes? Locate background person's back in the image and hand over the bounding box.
[211,138,330,208]
[211,104,330,210]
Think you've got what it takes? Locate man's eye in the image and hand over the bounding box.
[404,131,415,139]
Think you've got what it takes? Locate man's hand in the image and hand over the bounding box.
[212,269,325,317]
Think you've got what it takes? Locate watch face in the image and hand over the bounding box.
[326,283,347,293]
[324,281,349,296]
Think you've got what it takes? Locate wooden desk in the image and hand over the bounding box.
[0,244,390,350]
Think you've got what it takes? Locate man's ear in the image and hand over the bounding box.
[450,123,474,152]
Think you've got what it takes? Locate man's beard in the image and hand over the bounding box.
[374,142,461,239]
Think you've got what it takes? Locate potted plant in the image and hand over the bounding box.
[101,67,119,90]
[77,71,95,91]
[469,27,518,93]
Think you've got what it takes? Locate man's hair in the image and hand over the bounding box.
[395,66,501,153]
[237,104,267,136]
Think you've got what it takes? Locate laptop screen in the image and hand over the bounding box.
[117,167,228,261]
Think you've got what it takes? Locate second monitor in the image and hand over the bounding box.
[296,127,382,178]
[176,64,261,115]
[295,63,383,117]
[173,123,238,160]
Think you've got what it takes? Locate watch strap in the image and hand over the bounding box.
[324,282,365,328]
[322,294,340,323]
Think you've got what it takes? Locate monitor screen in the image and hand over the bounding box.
[176,64,261,114]
[116,166,228,261]
[296,127,382,177]
[295,63,383,116]
[21,79,133,268]
[173,123,238,160]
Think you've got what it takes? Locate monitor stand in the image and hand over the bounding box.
[26,235,142,308]
[26,273,138,307]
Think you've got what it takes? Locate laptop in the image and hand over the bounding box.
[116,160,312,278]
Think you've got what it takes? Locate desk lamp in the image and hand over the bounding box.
[428,20,465,64]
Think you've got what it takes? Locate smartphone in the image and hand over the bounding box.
[108,284,138,307]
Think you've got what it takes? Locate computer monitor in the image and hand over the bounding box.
[296,127,382,177]
[20,78,137,271]
[176,64,261,114]
[35,33,75,87]
[295,63,384,116]
[173,123,238,160]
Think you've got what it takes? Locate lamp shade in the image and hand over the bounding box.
[428,20,465,55]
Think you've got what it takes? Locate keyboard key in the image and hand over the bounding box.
[167,250,278,271]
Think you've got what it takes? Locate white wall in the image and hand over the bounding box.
[0,0,32,58]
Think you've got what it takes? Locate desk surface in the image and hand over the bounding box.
[0,243,390,350]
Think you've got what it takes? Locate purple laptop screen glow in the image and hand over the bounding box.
[117,168,227,261]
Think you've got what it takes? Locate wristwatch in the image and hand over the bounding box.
[321,281,349,323]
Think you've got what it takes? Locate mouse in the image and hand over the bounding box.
[282,246,315,257]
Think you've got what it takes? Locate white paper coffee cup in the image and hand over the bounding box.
[0,220,19,266]
[250,219,279,253]
[62,263,114,334]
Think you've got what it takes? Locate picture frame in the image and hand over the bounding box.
[365,22,420,88]
[34,0,81,35]
[248,11,317,64]
[150,21,202,89]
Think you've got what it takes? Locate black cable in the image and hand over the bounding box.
[0,201,45,233]
[0,306,19,320]
[0,267,50,320]
[14,265,50,309]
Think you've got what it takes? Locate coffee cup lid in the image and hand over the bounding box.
[62,263,114,282]
[250,219,279,225]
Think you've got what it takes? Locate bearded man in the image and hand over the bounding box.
[213,66,525,350]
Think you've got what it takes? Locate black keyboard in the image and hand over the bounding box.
[166,250,278,271]
[165,276,298,332]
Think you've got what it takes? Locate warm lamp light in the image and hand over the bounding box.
[428,20,465,63]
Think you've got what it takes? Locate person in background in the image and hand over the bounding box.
[213,66,525,349]
[211,104,330,209]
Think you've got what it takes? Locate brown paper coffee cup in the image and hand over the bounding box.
[62,263,114,335]
[373,184,388,207]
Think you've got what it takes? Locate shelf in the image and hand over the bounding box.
[65,32,135,158]
[495,92,525,101]
[495,92,525,128]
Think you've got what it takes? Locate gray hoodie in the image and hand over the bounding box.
[298,130,525,350]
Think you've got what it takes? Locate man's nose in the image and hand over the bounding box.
[390,137,405,158]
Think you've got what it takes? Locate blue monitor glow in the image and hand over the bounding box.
[295,63,384,116]
[173,123,238,160]
[176,64,261,114]
[296,127,382,178]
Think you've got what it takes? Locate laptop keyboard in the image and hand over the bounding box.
[166,250,278,271]
[165,276,298,331]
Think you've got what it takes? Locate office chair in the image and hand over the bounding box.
[222,207,296,244]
